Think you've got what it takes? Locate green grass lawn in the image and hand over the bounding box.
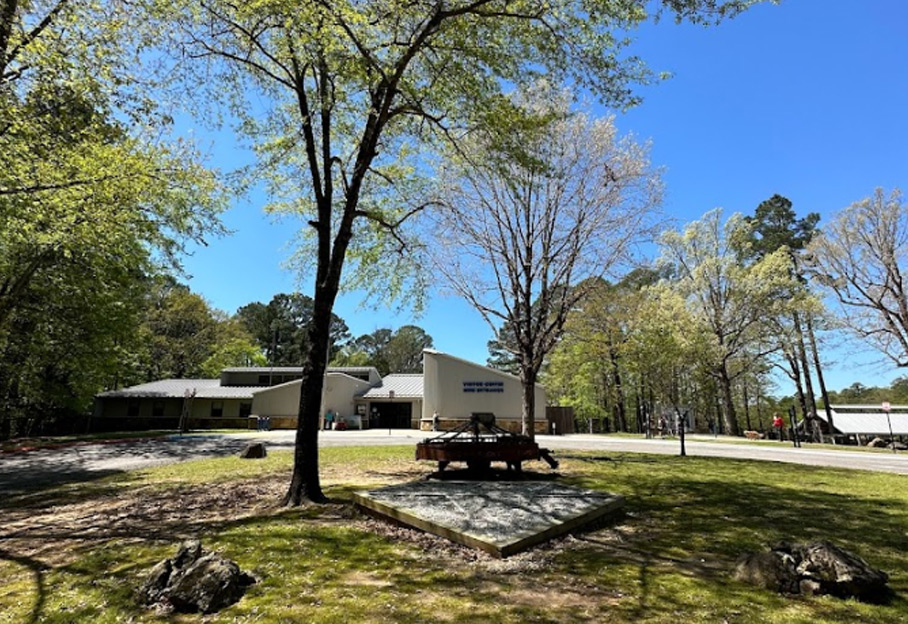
[600,431,904,454]
[1,446,907,623]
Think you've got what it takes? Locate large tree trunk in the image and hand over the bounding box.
[785,350,808,434]
[718,363,740,436]
[608,345,627,432]
[520,364,537,440]
[793,311,819,441]
[743,381,752,431]
[756,384,765,431]
[283,289,336,505]
[806,315,835,439]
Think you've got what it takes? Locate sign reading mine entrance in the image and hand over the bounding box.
[463,381,504,393]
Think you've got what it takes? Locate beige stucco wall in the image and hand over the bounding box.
[251,381,300,418]
[422,350,546,423]
[252,373,373,420]
[322,373,374,419]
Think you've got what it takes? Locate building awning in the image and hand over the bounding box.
[360,374,424,399]
[819,406,908,435]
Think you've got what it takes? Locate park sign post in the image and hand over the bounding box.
[883,402,896,454]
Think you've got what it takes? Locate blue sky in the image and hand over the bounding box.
[179,0,908,394]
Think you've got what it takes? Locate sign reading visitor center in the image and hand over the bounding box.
[463,381,505,393]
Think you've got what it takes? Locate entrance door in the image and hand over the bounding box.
[370,402,412,429]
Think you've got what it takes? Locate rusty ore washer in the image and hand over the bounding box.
[416,412,558,473]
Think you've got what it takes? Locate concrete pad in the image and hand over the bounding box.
[353,480,624,558]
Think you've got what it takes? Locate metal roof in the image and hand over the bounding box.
[360,374,424,399]
[820,406,908,435]
[221,366,378,375]
[97,379,256,400]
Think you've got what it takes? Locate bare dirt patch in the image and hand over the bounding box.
[0,475,291,567]
[0,453,434,567]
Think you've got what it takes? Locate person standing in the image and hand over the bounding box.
[772,412,784,441]
[325,409,334,430]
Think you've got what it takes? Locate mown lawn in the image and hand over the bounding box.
[1,446,906,623]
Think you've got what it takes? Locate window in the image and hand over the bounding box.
[239,402,252,418]
[211,401,224,418]
[127,399,140,417]
[152,400,165,417]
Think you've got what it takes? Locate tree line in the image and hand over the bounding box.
[0,276,432,439]
[534,192,908,440]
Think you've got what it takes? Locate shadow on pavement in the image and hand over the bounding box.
[0,434,295,496]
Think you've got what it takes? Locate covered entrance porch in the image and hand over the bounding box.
[368,401,413,429]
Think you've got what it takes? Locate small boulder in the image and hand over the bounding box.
[793,541,889,601]
[166,554,257,614]
[139,558,173,605]
[867,437,888,448]
[140,541,256,614]
[239,442,267,459]
[173,539,203,568]
[735,541,890,602]
[733,550,799,593]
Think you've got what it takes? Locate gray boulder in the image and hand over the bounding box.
[173,539,203,567]
[166,554,257,613]
[791,541,889,601]
[140,540,256,614]
[239,442,267,459]
[733,550,799,593]
[139,559,173,605]
[735,541,889,602]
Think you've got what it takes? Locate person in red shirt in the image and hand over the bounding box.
[772,413,785,441]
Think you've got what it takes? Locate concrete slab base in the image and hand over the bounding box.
[353,480,624,558]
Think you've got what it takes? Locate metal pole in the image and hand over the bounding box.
[883,403,896,454]
[788,406,801,448]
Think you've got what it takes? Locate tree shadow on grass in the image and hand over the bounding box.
[559,460,908,620]
[0,548,50,624]
[5,453,908,623]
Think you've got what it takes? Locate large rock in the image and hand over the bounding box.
[140,540,256,614]
[735,541,889,602]
[789,541,889,601]
[867,437,888,448]
[733,550,799,593]
[166,554,257,613]
[239,442,267,459]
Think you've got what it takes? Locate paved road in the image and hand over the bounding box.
[3,430,908,495]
